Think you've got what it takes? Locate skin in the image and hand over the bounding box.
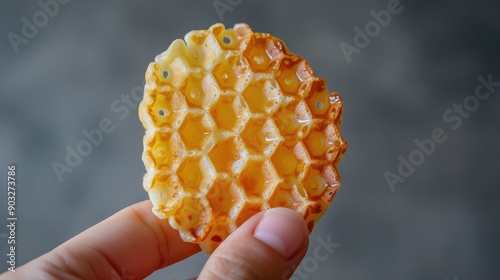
[0,200,309,280]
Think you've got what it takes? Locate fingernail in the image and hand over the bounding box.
[253,208,308,259]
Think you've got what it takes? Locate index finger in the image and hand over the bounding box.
[12,200,200,279]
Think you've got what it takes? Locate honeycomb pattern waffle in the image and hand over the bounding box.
[139,23,347,253]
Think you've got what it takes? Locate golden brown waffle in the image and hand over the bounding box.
[139,23,347,253]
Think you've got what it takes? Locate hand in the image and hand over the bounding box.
[0,201,309,279]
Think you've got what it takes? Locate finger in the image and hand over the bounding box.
[199,208,309,280]
[10,200,200,279]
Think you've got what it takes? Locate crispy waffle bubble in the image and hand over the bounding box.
[139,23,347,253]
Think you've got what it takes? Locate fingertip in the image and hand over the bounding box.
[199,208,309,279]
[253,207,309,259]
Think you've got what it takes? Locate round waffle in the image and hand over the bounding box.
[139,23,347,253]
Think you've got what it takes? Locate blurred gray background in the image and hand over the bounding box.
[1,0,499,279]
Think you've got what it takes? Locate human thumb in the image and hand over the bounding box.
[198,208,309,280]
